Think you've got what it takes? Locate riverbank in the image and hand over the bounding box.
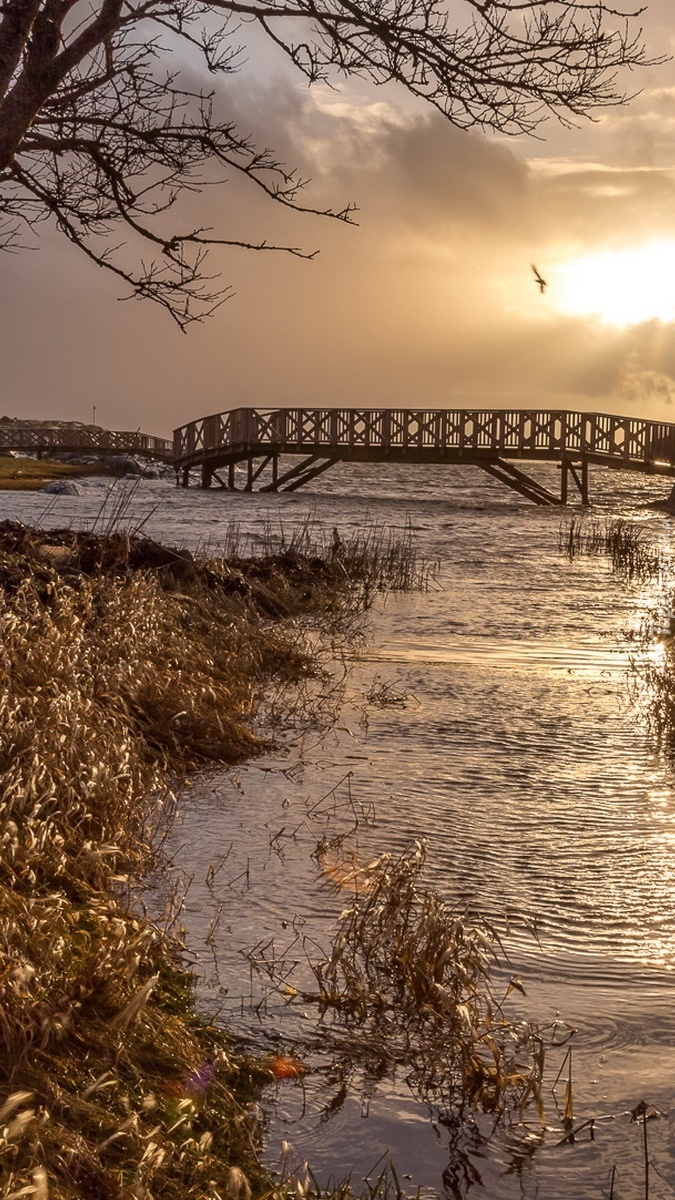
[0,521,420,1199]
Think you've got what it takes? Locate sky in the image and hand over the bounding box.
[3,2,675,438]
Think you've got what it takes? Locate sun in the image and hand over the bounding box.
[551,241,675,327]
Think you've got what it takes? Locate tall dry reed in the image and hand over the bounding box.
[0,558,309,1198]
[559,517,662,582]
[0,521,433,1200]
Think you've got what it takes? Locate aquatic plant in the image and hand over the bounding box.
[559,516,662,582]
[209,514,439,603]
[249,841,547,1123]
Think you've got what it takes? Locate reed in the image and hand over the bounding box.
[0,556,299,1197]
[207,515,439,602]
[0,521,432,1200]
[629,633,675,746]
[559,517,662,582]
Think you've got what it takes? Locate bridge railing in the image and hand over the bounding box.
[173,406,675,468]
[0,425,174,457]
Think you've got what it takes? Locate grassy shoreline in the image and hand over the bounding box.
[0,521,411,1199]
[0,455,100,491]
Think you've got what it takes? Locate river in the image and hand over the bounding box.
[6,460,675,1198]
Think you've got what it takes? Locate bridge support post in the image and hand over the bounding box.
[477,458,563,506]
[580,460,589,505]
[181,466,190,488]
[259,454,338,493]
[562,459,589,505]
[201,463,213,489]
[241,455,276,491]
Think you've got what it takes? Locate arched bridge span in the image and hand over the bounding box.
[173,407,675,505]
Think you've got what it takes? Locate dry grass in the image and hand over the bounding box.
[0,551,309,1198]
[211,515,439,603]
[0,521,433,1200]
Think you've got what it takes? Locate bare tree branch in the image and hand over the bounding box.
[0,0,657,326]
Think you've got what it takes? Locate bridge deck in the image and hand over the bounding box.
[173,407,675,503]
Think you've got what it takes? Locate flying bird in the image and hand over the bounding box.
[531,264,547,294]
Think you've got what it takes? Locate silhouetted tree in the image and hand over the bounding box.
[0,0,652,326]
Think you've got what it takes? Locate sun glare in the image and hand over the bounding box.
[553,242,675,327]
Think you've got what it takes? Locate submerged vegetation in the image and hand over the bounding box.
[630,634,675,749]
[250,841,549,1122]
[559,516,663,582]
[0,518,433,1199]
[559,515,675,752]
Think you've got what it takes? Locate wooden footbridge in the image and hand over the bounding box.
[0,424,174,461]
[172,407,675,505]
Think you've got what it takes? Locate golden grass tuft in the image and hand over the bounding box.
[0,555,305,1196]
[0,520,434,1199]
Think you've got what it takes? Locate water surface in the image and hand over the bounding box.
[6,460,675,1197]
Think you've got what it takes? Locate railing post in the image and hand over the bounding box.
[459,411,466,452]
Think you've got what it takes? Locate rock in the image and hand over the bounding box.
[647,499,675,512]
[36,544,74,567]
[145,461,175,480]
[40,480,85,495]
[54,453,102,465]
[129,539,196,584]
[106,454,144,475]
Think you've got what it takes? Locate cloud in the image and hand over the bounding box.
[599,88,675,169]
[617,364,675,407]
[5,40,675,436]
